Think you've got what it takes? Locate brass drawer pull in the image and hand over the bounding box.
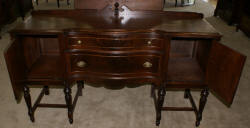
[147,41,152,45]
[143,62,152,68]
[77,40,82,44]
[77,61,87,68]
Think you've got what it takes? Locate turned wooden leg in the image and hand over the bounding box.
[36,0,38,5]
[64,86,73,124]
[23,85,34,122]
[67,0,70,5]
[184,89,190,99]
[196,88,209,126]
[44,86,49,95]
[156,87,166,126]
[77,81,84,96]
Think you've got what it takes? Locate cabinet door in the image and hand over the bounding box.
[207,41,246,106]
[4,38,26,103]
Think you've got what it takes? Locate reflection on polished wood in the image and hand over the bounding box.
[4,3,246,126]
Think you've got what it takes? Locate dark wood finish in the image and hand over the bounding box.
[196,88,209,126]
[207,41,246,106]
[23,85,34,122]
[22,85,82,122]
[37,104,67,108]
[4,38,26,103]
[156,87,166,126]
[65,29,170,89]
[67,37,164,50]
[161,107,194,111]
[166,58,205,87]
[70,54,161,74]
[154,87,204,126]
[154,39,245,125]
[77,81,84,96]
[186,89,198,115]
[64,86,73,124]
[4,4,246,126]
[27,55,63,80]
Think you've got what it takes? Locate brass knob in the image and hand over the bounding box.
[147,41,152,45]
[77,61,86,68]
[143,62,152,68]
[77,40,82,44]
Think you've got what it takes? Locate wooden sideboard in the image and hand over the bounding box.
[4,4,246,126]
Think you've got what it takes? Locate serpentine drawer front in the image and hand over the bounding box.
[65,31,169,85]
[69,54,161,74]
[67,36,163,50]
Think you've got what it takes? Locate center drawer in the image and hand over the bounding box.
[67,37,163,50]
[69,54,161,74]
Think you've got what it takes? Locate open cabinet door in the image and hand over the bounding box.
[4,38,26,103]
[207,41,246,106]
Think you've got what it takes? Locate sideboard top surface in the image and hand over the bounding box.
[12,5,220,38]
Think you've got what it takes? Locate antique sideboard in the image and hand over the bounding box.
[4,3,246,126]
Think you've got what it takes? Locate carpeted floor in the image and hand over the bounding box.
[0,0,250,128]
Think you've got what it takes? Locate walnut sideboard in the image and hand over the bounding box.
[4,4,246,126]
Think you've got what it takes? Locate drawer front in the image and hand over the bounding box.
[67,37,163,50]
[133,38,163,49]
[68,37,97,48]
[69,54,161,74]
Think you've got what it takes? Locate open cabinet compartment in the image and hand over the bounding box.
[167,37,246,106]
[19,35,63,81]
[4,35,64,102]
[167,38,211,88]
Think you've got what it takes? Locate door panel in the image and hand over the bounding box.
[207,41,246,106]
[4,38,26,103]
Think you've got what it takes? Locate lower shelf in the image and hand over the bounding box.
[27,55,64,81]
[167,58,205,88]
